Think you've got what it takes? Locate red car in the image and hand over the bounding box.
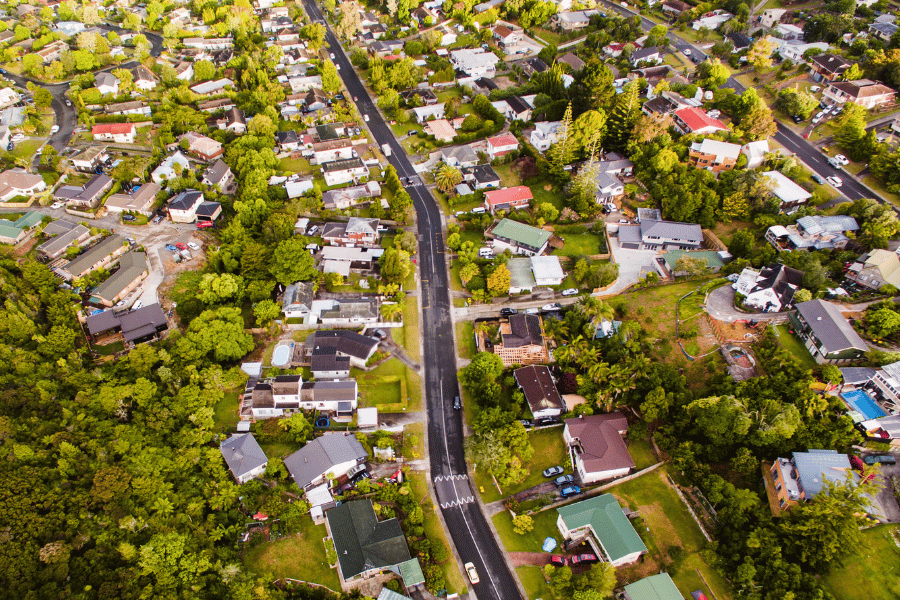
[196,221,214,229]
[570,553,598,565]
[550,555,567,566]
[175,243,187,250]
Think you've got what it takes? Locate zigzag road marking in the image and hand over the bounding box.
[433,474,475,509]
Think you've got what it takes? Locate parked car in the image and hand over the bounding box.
[165,244,177,252]
[187,242,200,251]
[826,176,843,188]
[453,395,461,410]
[500,308,517,317]
[833,154,849,165]
[554,474,575,487]
[122,214,136,222]
[465,562,479,585]
[524,307,540,314]
[350,470,370,484]
[791,114,804,123]
[371,328,387,339]
[550,555,568,566]
[863,454,897,465]
[519,419,533,428]
[197,221,214,229]
[175,243,187,250]
[560,485,581,498]
[133,300,143,310]
[542,303,562,311]
[809,85,821,92]
[571,553,598,564]
[543,466,565,478]
[12,133,24,142]
[50,201,65,209]
[812,174,825,184]
[562,288,578,296]
[65,99,71,106]
[5,142,12,151]
[307,225,319,236]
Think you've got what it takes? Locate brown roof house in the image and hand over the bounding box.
[493,313,549,367]
[563,413,635,484]
[823,79,896,110]
[808,53,852,83]
[514,365,566,420]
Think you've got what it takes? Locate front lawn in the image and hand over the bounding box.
[472,426,570,504]
[773,324,817,370]
[243,515,341,591]
[821,525,900,600]
[553,233,606,257]
[518,565,552,600]
[491,504,564,553]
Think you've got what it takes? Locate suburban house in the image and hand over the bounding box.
[423,119,456,143]
[312,297,380,326]
[771,39,829,64]
[94,72,120,96]
[196,201,222,223]
[441,145,479,167]
[224,107,247,133]
[276,129,301,152]
[618,219,703,251]
[734,263,804,312]
[199,98,235,113]
[303,330,379,374]
[530,121,561,153]
[313,139,356,164]
[523,57,549,77]
[183,37,234,50]
[321,181,382,210]
[167,189,205,223]
[201,159,235,193]
[492,24,522,47]
[493,95,533,122]
[514,365,566,420]
[304,88,329,111]
[759,7,786,28]
[689,139,741,172]
[661,0,690,16]
[450,48,500,77]
[0,87,20,109]
[317,247,382,276]
[564,413,635,483]
[54,174,114,209]
[556,494,648,566]
[869,21,899,42]
[105,182,161,216]
[461,164,501,190]
[507,255,565,293]
[726,32,752,52]
[151,152,192,183]
[36,220,90,260]
[552,10,593,31]
[692,10,733,31]
[808,53,852,82]
[92,123,136,144]
[284,432,368,491]
[486,133,519,160]
[37,40,69,63]
[243,375,356,420]
[840,360,900,420]
[412,104,446,123]
[822,79,897,110]
[321,217,380,248]
[84,303,169,346]
[281,281,315,320]
[0,212,43,245]
[488,218,552,256]
[0,169,47,201]
[623,574,683,600]
[630,46,661,66]
[790,299,868,363]
[92,251,149,307]
[763,449,854,514]
[492,313,549,367]
[322,157,369,186]
[59,234,128,280]
[741,140,769,169]
[763,170,812,210]
[846,249,900,291]
[326,500,422,587]
[673,107,728,135]
[180,132,224,161]
[765,215,859,252]
[484,186,533,214]
[593,171,625,203]
[400,88,438,105]
[131,65,157,90]
[557,52,586,72]
[103,101,152,117]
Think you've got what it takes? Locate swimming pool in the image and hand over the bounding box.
[272,344,291,368]
[841,390,887,420]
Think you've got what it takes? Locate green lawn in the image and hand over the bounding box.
[409,473,467,595]
[402,422,425,460]
[530,180,566,211]
[258,440,297,460]
[472,427,570,504]
[773,324,817,370]
[492,505,564,553]
[628,437,658,470]
[553,233,605,257]
[93,340,124,356]
[355,360,406,408]
[278,156,318,175]
[8,139,42,160]
[494,164,522,188]
[243,515,341,591]
[456,321,476,360]
[518,565,552,600]
[822,525,900,600]
[213,390,241,430]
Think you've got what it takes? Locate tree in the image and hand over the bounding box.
[459,262,480,285]
[197,273,244,304]
[14,25,30,42]
[571,110,607,157]
[834,103,870,161]
[253,299,281,326]
[33,87,52,108]
[435,163,463,193]
[181,307,254,362]
[777,88,819,120]
[335,1,362,39]
[866,306,900,339]
[551,103,574,174]
[746,38,774,70]
[193,60,216,82]
[280,412,314,443]
[270,238,318,285]
[741,106,777,140]
[320,60,341,94]
[487,264,511,296]
[793,288,812,303]
[728,229,756,258]
[303,23,326,51]
[696,59,730,89]
[842,63,863,81]
[395,230,418,254]
[632,113,673,145]
[380,247,412,284]
[538,43,557,65]
[512,515,534,534]
[605,83,640,152]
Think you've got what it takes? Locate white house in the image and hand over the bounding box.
[313,139,357,164]
[530,121,561,153]
[486,133,519,160]
[151,152,192,184]
[131,65,157,90]
[167,189,204,223]
[450,48,500,77]
[322,158,369,186]
[92,123,135,144]
[94,72,120,96]
[692,10,733,31]
[734,263,804,312]
[282,281,315,320]
[741,140,769,169]
[412,104,446,123]
[0,87,20,109]
[0,169,47,202]
[563,413,635,484]
[220,434,268,484]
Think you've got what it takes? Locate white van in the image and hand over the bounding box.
[471,206,486,214]
[479,247,494,258]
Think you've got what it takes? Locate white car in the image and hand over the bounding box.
[187,242,200,251]
[465,562,480,585]
[809,85,821,92]
[542,303,562,311]
[51,201,65,209]
[364,114,370,122]
[833,154,849,166]
[562,288,578,296]
[50,125,59,134]
[826,176,843,188]
[330,53,335,59]
[682,48,691,56]
[133,300,143,310]
[11,133,24,142]
[524,307,540,314]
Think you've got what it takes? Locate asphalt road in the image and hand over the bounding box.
[301,3,522,598]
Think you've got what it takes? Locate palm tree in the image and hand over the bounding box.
[435,164,463,194]
[380,302,402,321]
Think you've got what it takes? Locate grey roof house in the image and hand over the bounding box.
[282,280,315,319]
[790,299,868,363]
[514,365,566,420]
[220,433,268,484]
[284,432,368,490]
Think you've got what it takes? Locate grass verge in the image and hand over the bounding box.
[409,472,467,595]
[456,321,476,360]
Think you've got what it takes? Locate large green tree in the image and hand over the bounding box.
[270,238,318,285]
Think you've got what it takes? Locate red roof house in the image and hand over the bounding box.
[92,122,136,143]
[486,133,519,159]
[484,185,533,214]
[673,107,728,135]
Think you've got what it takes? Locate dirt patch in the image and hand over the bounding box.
[510,552,551,567]
[12,235,39,258]
[493,76,518,90]
[563,394,587,409]
[544,184,553,192]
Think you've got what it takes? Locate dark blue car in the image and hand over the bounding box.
[560,485,581,499]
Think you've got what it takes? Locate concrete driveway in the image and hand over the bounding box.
[605,233,659,295]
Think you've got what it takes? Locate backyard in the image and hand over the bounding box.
[213,390,241,431]
[243,515,342,592]
[821,525,900,600]
[773,323,817,370]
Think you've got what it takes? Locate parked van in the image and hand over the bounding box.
[471,207,486,214]
[479,247,494,258]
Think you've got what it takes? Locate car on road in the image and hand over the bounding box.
[524,307,540,314]
[465,562,479,585]
[122,214,136,222]
[330,52,335,59]
[682,48,691,55]
[354,96,358,101]
[165,244,177,252]
[50,201,65,209]
[812,174,825,184]
[550,555,568,566]
[453,395,461,410]
[570,553,598,565]
[65,99,71,106]
[832,154,849,165]
[175,243,187,250]
[364,114,369,122]
[863,454,897,465]
[554,474,575,487]
[187,242,200,251]
[560,485,581,499]
[50,125,59,134]
[826,176,843,188]
[500,308,517,316]
[543,466,564,478]
[562,288,578,296]
[542,303,562,311]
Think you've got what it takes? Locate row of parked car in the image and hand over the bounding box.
[543,466,580,498]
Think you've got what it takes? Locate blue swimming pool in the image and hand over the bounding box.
[841,390,887,420]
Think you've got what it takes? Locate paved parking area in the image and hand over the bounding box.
[605,230,660,295]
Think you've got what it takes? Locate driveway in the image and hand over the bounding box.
[705,285,790,323]
[605,233,660,295]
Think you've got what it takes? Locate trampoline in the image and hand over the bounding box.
[841,390,887,420]
[272,344,291,368]
[315,416,330,428]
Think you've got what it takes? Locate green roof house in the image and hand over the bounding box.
[0,211,43,245]
[556,494,648,567]
[489,218,552,256]
[326,500,423,588]
[624,573,684,600]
